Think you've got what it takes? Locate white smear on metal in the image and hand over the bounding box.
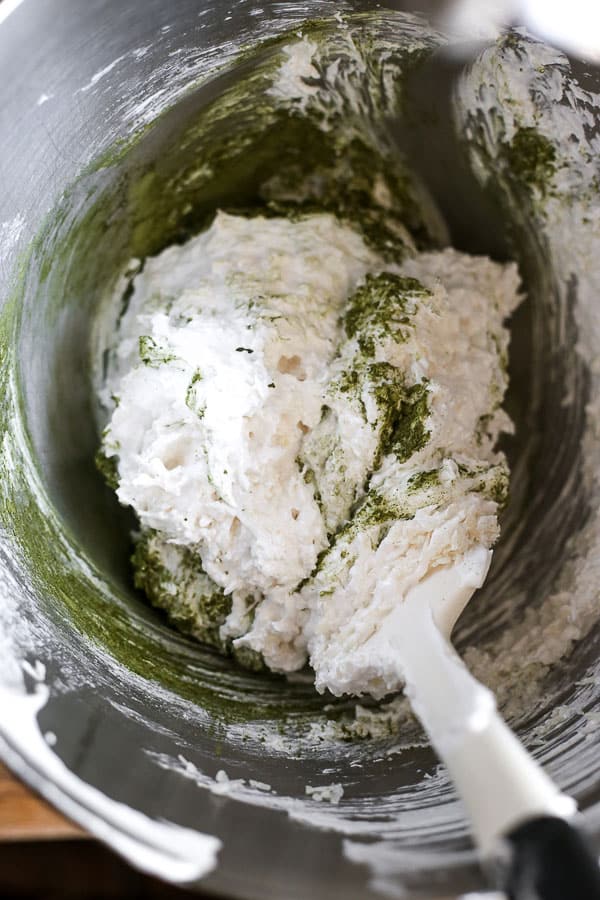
[21,659,46,682]
[0,682,221,883]
[79,55,127,93]
[36,93,53,106]
[344,840,413,899]
[148,748,467,841]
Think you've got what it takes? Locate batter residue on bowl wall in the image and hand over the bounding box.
[1,8,600,896]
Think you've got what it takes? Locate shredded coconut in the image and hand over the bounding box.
[97,211,520,698]
[306,782,345,804]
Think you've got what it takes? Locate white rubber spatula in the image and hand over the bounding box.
[363,547,600,898]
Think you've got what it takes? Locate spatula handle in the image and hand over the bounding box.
[504,816,600,899]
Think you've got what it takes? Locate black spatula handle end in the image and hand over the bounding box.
[503,816,600,900]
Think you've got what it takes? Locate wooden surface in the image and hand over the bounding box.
[0,766,205,898]
[0,763,85,841]
[0,772,212,900]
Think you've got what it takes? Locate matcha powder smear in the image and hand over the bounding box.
[96,211,521,698]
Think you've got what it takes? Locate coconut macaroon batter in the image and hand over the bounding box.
[96,210,520,698]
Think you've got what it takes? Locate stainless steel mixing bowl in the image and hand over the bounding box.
[1,1,599,897]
